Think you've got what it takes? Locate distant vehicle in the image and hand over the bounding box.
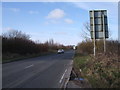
[57,49,64,54]
[73,45,76,50]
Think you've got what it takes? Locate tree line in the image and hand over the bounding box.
[2,30,72,56]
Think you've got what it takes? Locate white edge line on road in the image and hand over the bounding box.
[59,69,67,83]
[25,64,34,69]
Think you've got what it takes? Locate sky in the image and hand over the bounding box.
[2,2,118,45]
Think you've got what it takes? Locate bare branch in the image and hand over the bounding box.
[80,22,91,40]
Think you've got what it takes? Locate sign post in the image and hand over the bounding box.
[93,11,96,56]
[102,14,106,53]
[89,10,109,56]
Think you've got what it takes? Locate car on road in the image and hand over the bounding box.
[57,49,64,54]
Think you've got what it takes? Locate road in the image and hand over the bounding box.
[2,50,75,88]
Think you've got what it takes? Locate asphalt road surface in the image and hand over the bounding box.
[2,50,75,88]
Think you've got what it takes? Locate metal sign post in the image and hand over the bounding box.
[93,11,96,56]
[90,10,108,56]
[102,14,106,53]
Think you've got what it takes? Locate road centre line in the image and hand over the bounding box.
[25,64,34,69]
[59,69,67,83]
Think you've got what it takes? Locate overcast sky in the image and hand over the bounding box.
[2,2,118,45]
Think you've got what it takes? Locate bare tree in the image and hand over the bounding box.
[48,39,54,46]
[2,30,30,40]
[80,22,91,40]
[80,22,111,40]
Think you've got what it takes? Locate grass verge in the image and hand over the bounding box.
[73,52,120,88]
[73,53,90,71]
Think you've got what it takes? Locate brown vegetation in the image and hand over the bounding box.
[2,30,72,62]
[77,39,118,55]
[74,39,120,88]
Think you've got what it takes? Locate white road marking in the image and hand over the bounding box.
[25,64,34,69]
[59,69,67,83]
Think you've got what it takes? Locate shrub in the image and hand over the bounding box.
[77,39,119,55]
